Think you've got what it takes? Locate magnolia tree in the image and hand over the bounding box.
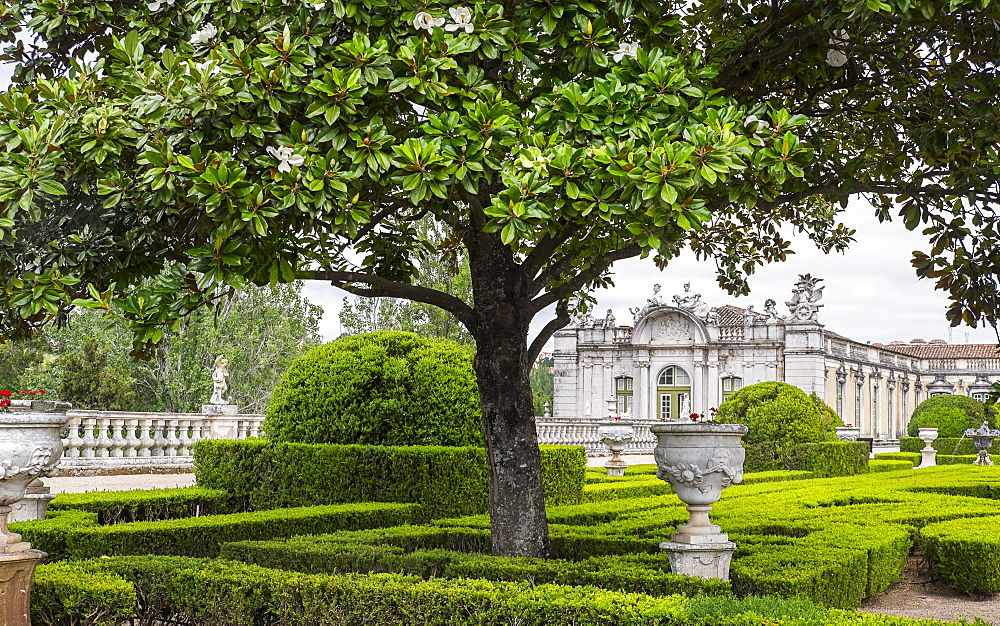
[2,0,999,556]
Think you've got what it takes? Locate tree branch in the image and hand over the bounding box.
[527,299,570,363]
[528,244,641,315]
[521,222,578,279]
[307,269,476,330]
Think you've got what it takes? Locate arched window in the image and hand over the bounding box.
[615,377,633,415]
[656,366,691,420]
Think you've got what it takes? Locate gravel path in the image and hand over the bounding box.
[46,472,197,494]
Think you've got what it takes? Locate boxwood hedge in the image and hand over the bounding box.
[194,439,586,514]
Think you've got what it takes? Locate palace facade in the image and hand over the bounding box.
[552,277,999,440]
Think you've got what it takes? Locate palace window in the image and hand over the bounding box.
[657,366,691,420]
[615,377,633,415]
[721,376,742,402]
[836,381,845,419]
[972,392,990,402]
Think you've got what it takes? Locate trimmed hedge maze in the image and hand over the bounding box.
[24,454,1000,624]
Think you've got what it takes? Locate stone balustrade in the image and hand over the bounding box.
[534,418,658,455]
[59,410,264,472]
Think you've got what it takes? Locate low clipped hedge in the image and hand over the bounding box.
[921,515,1000,594]
[49,487,230,524]
[221,536,732,598]
[194,439,586,515]
[868,460,917,473]
[779,441,869,477]
[899,436,1000,455]
[30,555,955,625]
[32,562,136,626]
[17,502,423,559]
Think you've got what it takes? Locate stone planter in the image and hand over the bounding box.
[597,420,634,477]
[916,427,938,469]
[0,411,67,625]
[835,426,861,442]
[964,421,1000,466]
[651,419,748,580]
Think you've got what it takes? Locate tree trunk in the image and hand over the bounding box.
[467,233,551,558]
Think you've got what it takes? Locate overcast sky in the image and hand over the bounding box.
[3,63,994,347]
[305,200,999,346]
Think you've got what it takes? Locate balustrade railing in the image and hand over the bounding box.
[534,418,658,455]
[59,410,264,469]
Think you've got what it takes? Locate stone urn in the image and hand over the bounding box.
[597,419,634,477]
[0,411,67,625]
[651,418,748,580]
[964,421,1000,466]
[916,427,939,469]
[835,425,861,442]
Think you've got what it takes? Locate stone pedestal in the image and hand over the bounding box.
[202,404,238,416]
[659,540,737,579]
[598,420,633,478]
[916,427,938,469]
[10,479,55,523]
[0,549,46,625]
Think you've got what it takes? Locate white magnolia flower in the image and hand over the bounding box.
[445,7,474,33]
[313,1,326,9]
[148,0,174,11]
[612,42,639,62]
[413,11,445,33]
[268,145,305,173]
[194,60,221,75]
[190,23,218,46]
[744,114,771,136]
[826,29,849,67]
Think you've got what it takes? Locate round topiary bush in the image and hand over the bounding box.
[906,394,995,438]
[264,331,482,446]
[714,382,835,471]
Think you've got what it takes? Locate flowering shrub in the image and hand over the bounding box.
[0,389,46,411]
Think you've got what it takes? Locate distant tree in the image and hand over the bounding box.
[58,338,136,410]
[42,283,322,412]
[0,337,50,392]
[530,357,554,417]
[340,221,473,345]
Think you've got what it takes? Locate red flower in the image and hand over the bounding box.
[613,415,622,420]
[690,413,700,421]
[19,391,25,394]
[38,389,45,394]
[0,391,10,397]
[27,391,35,395]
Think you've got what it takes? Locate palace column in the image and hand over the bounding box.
[634,360,651,421]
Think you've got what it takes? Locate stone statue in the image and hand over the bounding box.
[763,298,780,321]
[602,309,616,328]
[785,274,825,322]
[209,355,230,405]
[648,284,664,307]
[673,283,711,320]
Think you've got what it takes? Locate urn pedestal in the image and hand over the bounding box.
[835,426,861,442]
[597,420,634,477]
[916,427,939,469]
[651,420,747,580]
[964,422,1000,466]
[0,412,68,625]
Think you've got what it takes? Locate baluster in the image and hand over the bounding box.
[93,417,112,458]
[151,419,167,457]
[80,417,98,458]
[136,419,155,458]
[176,419,191,456]
[124,418,141,458]
[107,418,123,458]
[250,419,262,438]
[63,414,83,458]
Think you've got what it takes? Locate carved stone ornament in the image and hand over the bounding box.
[785,274,824,322]
[657,454,741,493]
[656,316,692,341]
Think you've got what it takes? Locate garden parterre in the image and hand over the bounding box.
[23,459,1000,624]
